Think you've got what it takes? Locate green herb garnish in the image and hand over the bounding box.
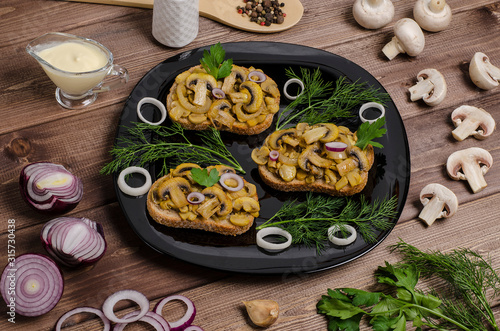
[190,168,220,187]
[276,67,390,130]
[200,42,233,80]
[100,122,244,176]
[256,193,398,254]
[355,117,387,150]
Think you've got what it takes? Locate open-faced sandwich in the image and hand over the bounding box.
[147,163,260,236]
[251,123,375,196]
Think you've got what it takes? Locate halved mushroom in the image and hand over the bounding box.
[201,186,233,217]
[239,81,264,113]
[350,146,370,171]
[157,177,192,208]
[267,128,297,150]
[233,197,260,214]
[261,78,280,98]
[413,0,452,32]
[185,73,218,106]
[251,146,271,165]
[221,65,248,94]
[298,144,333,171]
[446,147,493,193]
[207,164,237,176]
[382,18,425,60]
[352,0,395,30]
[171,163,202,183]
[469,52,500,90]
[408,68,447,106]
[278,164,297,182]
[451,105,496,141]
[418,183,458,226]
[175,84,212,114]
[302,124,339,145]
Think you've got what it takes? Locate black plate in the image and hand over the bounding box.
[113,42,410,274]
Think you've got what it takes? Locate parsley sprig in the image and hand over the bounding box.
[355,117,387,149]
[190,168,220,187]
[200,42,233,80]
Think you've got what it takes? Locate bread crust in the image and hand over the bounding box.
[166,65,280,135]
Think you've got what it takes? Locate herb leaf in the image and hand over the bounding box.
[191,168,220,187]
[200,42,233,80]
[355,117,387,150]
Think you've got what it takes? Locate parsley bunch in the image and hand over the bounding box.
[200,42,233,80]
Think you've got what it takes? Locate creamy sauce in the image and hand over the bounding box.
[38,42,108,73]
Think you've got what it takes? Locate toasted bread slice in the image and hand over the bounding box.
[147,164,259,236]
[251,123,375,196]
[166,65,280,135]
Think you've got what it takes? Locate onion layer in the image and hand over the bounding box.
[117,166,152,197]
[187,192,205,205]
[102,290,150,324]
[219,173,244,192]
[55,307,111,331]
[154,295,196,331]
[256,227,292,251]
[184,326,204,331]
[248,71,267,83]
[1,253,63,317]
[359,102,385,124]
[325,142,348,152]
[283,78,304,100]
[19,162,83,214]
[113,311,170,331]
[41,217,107,267]
[328,224,357,246]
[211,88,225,99]
[269,150,279,161]
[137,97,168,126]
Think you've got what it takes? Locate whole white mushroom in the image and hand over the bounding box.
[413,0,452,32]
[382,18,425,60]
[352,0,395,29]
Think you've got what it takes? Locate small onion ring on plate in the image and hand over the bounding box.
[256,227,292,251]
[187,192,205,205]
[328,224,357,246]
[283,78,305,100]
[219,173,244,192]
[102,289,150,324]
[359,102,385,124]
[117,166,152,197]
[113,311,170,331]
[248,71,267,83]
[154,295,196,331]
[55,307,111,331]
[137,97,167,126]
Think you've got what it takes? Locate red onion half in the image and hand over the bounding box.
[0,253,63,317]
[154,295,196,331]
[41,217,107,267]
[19,162,83,214]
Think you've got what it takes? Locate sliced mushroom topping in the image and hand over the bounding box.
[267,128,297,150]
[233,197,260,213]
[239,81,264,113]
[234,102,263,122]
[469,52,500,90]
[298,144,332,171]
[418,183,458,226]
[260,78,280,98]
[185,72,218,106]
[156,177,192,208]
[278,164,297,182]
[451,105,496,141]
[251,146,271,165]
[221,65,248,94]
[350,146,370,171]
[201,186,233,217]
[207,164,237,176]
[302,126,329,145]
[446,147,493,193]
[171,163,202,183]
[408,68,447,106]
[175,84,212,114]
[319,123,340,142]
[229,213,253,227]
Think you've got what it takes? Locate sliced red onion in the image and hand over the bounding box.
[154,295,196,331]
[269,150,279,161]
[256,227,292,252]
[19,162,83,214]
[184,326,204,331]
[117,166,152,197]
[55,307,111,331]
[102,290,150,324]
[211,88,225,99]
[328,224,357,246]
[1,253,63,317]
[219,173,244,192]
[187,192,205,205]
[325,142,348,152]
[248,71,267,83]
[41,217,107,267]
[113,311,170,331]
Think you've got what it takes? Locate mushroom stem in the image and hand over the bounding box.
[192,81,209,106]
[462,161,488,193]
[408,79,434,102]
[430,0,446,13]
[419,195,447,226]
[452,118,482,142]
[382,37,406,60]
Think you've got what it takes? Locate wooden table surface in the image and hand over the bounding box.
[2,0,500,330]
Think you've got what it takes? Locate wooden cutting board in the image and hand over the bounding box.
[63,0,304,33]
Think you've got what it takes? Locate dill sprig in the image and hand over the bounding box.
[257,193,398,254]
[100,122,244,176]
[391,241,500,331]
[276,67,390,130]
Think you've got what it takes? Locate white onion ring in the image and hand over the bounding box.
[187,192,205,204]
[359,102,385,124]
[117,166,152,196]
[219,173,244,192]
[283,78,305,100]
[154,295,196,331]
[248,70,267,83]
[137,97,167,126]
[256,227,292,251]
[102,290,150,324]
[55,307,111,331]
[269,150,279,161]
[328,224,357,246]
[325,142,347,152]
[113,311,170,331]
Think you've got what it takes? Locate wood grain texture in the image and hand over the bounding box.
[1,0,500,330]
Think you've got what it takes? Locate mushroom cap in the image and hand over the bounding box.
[393,18,425,56]
[451,105,496,141]
[469,52,500,90]
[419,183,458,217]
[408,68,447,106]
[447,147,493,178]
[352,0,395,29]
[413,0,452,32]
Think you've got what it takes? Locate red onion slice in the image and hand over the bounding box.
[248,71,267,83]
[325,142,348,152]
[41,217,107,267]
[1,253,63,317]
[55,307,111,331]
[187,192,205,205]
[211,88,225,99]
[269,150,279,161]
[19,162,83,213]
[219,173,244,192]
[184,326,204,331]
[102,290,150,324]
[154,295,196,331]
[113,311,170,331]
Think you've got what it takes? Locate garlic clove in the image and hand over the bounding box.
[243,299,279,327]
